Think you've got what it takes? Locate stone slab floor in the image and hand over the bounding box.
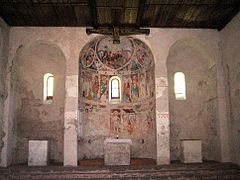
[0,160,240,179]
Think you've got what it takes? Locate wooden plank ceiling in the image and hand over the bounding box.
[0,0,239,30]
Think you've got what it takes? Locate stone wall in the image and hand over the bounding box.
[1,26,226,166]
[78,36,156,159]
[10,41,66,164]
[167,39,219,161]
[220,12,240,165]
[0,18,9,163]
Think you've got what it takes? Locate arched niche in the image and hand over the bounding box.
[167,38,220,161]
[78,36,156,160]
[10,40,66,164]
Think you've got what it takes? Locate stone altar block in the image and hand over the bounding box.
[104,139,132,165]
[180,139,202,163]
[28,140,48,166]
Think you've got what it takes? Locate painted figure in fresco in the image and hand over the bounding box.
[136,48,145,65]
[131,59,141,71]
[145,72,150,97]
[82,72,93,100]
[139,73,146,98]
[82,72,87,98]
[127,114,136,135]
[145,112,153,131]
[85,49,94,67]
[100,75,108,99]
[98,48,131,70]
[110,109,121,135]
[92,75,99,100]
[131,74,139,101]
[123,81,131,102]
[127,119,133,135]
[98,45,110,64]
[107,51,115,68]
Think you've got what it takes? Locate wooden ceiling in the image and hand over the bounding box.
[0,0,239,30]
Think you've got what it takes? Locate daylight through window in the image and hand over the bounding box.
[109,76,121,103]
[174,72,186,100]
[44,73,54,103]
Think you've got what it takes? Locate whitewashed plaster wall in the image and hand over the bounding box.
[0,17,9,166]
[0,24,230,166]
[220,12,240,165]
[167,39,219,161]
[10,40,66,164]
[2,27,92,166]
[136,28,228,163]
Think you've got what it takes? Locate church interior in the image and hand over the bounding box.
[0,0,240,179]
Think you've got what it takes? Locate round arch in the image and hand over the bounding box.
[10,40,66,164]
[166,38,220,161]
[78,36,156,160]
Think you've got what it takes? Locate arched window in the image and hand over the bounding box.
[44,73,54,103]
[174,72,186,100]
[109,76,121,103]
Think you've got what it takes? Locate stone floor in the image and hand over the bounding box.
[0,160,240,179]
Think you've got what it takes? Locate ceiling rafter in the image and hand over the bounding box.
[0,0,239,30]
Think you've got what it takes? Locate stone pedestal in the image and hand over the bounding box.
[28,140,48,166]
[180,139,202,163]
[104,139,132,165]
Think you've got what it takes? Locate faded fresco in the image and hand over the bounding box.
[79,36,155,159]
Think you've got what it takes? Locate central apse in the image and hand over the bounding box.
[78,36,156,159]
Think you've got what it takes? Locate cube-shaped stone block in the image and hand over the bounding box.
[180,139,202,163]
[104,139,132,165]
[28,140,48,166]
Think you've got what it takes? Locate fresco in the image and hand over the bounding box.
[97,37,133,70]
[79,36,156,159]
[100,75,109,103]
[81,72,93,100]
[80,36,153,73]
[92,75,99,100]
[122,109,136,136]
[122,76,131,103]
[110,109,122,136]
[139,73,146,98]
[131,74,139,102]
[144,110,154,132]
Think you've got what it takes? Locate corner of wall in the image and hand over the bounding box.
[0,17,11,167]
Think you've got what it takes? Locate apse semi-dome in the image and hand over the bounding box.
[80,36,154,74]
[79,36,156,159]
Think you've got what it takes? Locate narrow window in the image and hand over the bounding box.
[44,73,54,103]
[174,72,186,100]
[111,78,120,99]
[109,76,121,103]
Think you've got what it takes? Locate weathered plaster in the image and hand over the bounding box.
[8,40,66,164]
[78,37,156,160]
[0,24,232,166]
[220,12,240,165]
[0,17,10,167]
[167,38,220,161]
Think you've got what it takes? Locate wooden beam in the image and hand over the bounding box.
[86,27,150,36]
[136,0,146,27]
[88,0,98,28]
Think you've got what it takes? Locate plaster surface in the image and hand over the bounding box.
[0,23,233,166]
[167,38,220,161]
[0,17,9,167]
[220,12,240,165]
[10,41,65,164]
[78,36,156,160]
